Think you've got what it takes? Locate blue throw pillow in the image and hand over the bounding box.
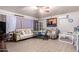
[37,32,42,36]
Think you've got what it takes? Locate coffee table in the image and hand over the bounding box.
[59,33,73,44]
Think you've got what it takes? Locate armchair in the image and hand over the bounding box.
[46,28,59,39]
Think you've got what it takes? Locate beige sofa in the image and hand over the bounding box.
[14,29,34,41]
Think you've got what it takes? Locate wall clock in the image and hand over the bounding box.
[68,19,73,23]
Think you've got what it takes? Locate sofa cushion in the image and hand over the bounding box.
[24,30,29,34]
[21,31,25,35]
[20,34,33,39]
[24,29,33,34]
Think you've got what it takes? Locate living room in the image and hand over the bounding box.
[0,6,79,52]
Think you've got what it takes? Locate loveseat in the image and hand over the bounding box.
[13,29,34,41]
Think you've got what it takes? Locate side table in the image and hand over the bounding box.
[73,32,79,52]
[0,34,8,52]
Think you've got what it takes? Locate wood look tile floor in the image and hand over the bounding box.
[6,39,76,52]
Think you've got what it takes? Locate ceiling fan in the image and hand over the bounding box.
[23,6,52,13]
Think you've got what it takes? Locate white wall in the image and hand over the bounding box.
[41,11,79,32]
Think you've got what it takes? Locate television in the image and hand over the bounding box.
[0,22,6,34]
[47,18,57,27]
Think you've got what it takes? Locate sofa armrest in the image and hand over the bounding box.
[13,32,21,41]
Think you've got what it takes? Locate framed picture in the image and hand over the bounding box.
[47,18,57,27]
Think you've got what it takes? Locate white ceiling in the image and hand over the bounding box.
[0,6,79,18]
